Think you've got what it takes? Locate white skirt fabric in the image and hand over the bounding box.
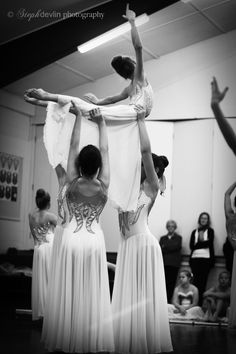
[44,98,141,212]
[31,232,54,320]
[42,221,114,353]
[168,304,204,320]
[112,232,173,354]
[229,251,236,328]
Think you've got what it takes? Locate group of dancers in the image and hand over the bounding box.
[26,4,236,354]
[27,5,173,354]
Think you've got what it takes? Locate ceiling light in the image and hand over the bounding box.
[77,13,149,53]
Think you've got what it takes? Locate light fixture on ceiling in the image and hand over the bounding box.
[181,0,191,3]
[77,13,149,53]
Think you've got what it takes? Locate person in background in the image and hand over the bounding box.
[202,270,231,322]
[189,212,215,305]
[168,269,203,320]
[28,189,57,320]
[160,220,182,303]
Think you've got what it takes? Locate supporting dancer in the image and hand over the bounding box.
[28,189,57,320]
[111,107,173,354]
[41,104,114,352]
[224,181,236,328]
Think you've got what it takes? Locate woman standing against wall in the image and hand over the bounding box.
[29,189,57,320]
[189,212,215,305]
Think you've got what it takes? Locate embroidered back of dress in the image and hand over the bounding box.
[129,82,154,117]
[31,221,52,245]
[62,178,107,234]
[119,189,153,238]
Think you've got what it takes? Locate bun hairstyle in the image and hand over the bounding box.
[76,144,102,177]
[35,189,50,210]
[181,269,193,281]
[111,55,136,79]
[152,154,169,178]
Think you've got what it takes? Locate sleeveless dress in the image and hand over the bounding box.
[43,83,154,212]
[227,215,236,328]
[41,180,114,353]
[111,189,173,354]
[168,289,204,320]
[31,222,54,320]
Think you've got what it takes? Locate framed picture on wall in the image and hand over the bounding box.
[0,152,23,220]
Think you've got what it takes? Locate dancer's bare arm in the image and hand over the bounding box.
[211,77,236,155]
[67,101,82,182]
[90,108,110,189]
[123,4,144,84]
[224,181,236,219]
[84,86,129,105]
[136,107,159,195]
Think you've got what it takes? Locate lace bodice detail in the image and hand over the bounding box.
[59,179,107,234]
[119,189,153,238]
[32,222,52,245]
[129,82,154,117]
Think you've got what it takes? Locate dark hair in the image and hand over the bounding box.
[152,154,169,178]
[35,189,50,210]
[111,55,136,79]
[75,145,102,177]
[180,269,193,280]
[198,212,210,227]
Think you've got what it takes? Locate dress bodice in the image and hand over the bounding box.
[129,82,154,117]
[32,222,53,245]
[178,291,193,308]
[119,189,154,239]
[58,179,107,234]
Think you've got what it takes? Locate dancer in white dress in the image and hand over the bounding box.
[28,189,57,320]
[41,104,114,353]
[23,6,153,213]
[112,107,173,354]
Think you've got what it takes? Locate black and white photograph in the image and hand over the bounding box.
[0,1,236,353]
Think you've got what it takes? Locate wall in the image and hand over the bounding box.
[0,91,35,252]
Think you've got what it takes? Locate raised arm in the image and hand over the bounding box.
[224,181,236,219]
[66,101,82,182]
[123,4,144,83]
[89,108,110,189]
[136,107,159,195]
[211,77,236,155]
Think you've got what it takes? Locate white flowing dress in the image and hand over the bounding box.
[31,223,54,320]
[43,83,154,212]
[227,216,236,328]
[41,180,114,353]
[112,189,173,354]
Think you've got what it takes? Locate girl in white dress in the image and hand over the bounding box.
[112,107,173,354]
[29,189,57,320]
[41,104,114,353]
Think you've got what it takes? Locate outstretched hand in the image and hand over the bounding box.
[211,76,229,106]
[71,100,82,116]
[122,3,136,22]
[83,93,98,104]
[134,104,146,120]
[89,108,104,124]
[25,88,46,100]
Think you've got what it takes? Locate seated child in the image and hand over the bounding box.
[168,269,204,320]
[202,270,231,322]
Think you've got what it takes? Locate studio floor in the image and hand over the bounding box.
[1,312,236,354]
